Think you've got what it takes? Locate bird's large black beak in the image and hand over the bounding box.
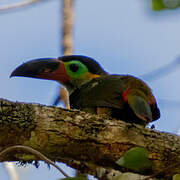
[10,58,69,83]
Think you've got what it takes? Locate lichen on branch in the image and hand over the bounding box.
[0,98,179,179]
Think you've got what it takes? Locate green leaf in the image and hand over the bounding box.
[152,0,166,11]
[173,174,180,180]
[116,147,152,172]
[113,173,144,180]
[163,0,180,9]
[152,0,180,11]
[61,177,87,180]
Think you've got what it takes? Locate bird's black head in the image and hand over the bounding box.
[59,55,107,76]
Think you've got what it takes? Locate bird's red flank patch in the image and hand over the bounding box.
[122,90,129,102]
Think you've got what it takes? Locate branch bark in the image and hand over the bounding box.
[0,98,179,179]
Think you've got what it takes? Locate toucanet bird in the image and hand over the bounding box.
[10,55,160,126]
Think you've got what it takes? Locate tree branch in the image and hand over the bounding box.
[0,0,46,11]
[61,0,73,55]
[0,98,179,179]
[52,0,73,107]
[0,145,69,178]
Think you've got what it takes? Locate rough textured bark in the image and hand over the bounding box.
[0,98,180,179]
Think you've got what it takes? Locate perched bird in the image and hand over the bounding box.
[10,55,160,126]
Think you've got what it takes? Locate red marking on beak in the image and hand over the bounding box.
[10,58,70,85]
[38,60,69,84]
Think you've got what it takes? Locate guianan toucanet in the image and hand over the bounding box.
[11,55,160,126]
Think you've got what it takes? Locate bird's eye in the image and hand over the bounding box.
[69,64,79,72]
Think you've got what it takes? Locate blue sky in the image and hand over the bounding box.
[1,0,180,179]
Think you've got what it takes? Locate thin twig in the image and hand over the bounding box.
[4,162,19,180]
[144,157,180,180]
[59,86,70,109]
[141,56,180,82]
[0,145,70,178]
[0,0,46,11]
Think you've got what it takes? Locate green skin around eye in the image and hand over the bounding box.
[64,61,89,78]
